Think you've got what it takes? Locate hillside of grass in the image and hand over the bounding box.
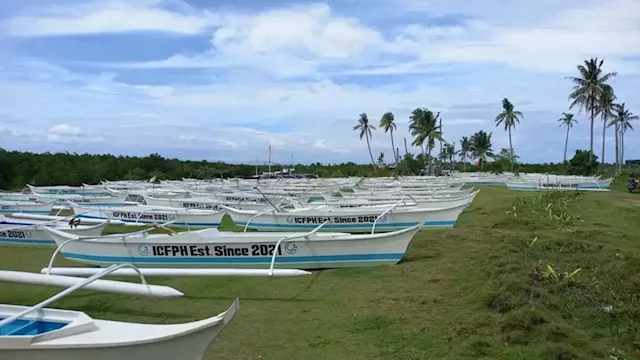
[1,181,639,359]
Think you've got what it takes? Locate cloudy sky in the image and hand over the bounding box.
[1,0,638,164]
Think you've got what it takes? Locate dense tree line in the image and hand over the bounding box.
[0,148,627,190]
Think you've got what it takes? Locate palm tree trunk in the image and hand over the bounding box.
[366,133,376,171]
[614,123,619,174]
[403,138,408,156]
[620,128,624,171]
[601,115,606,165]
[563,125,569,163]
[390,131,398,167]
[427,147,432,175]
[463,155,466,171]
[589,103,595,163]
[508,127,514,172]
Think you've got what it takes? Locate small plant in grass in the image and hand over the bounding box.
[506,191,583,226]
[531,264,582,282]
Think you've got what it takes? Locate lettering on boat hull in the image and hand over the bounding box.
[137,244,283,257]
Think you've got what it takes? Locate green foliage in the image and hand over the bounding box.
[568,150,599,176]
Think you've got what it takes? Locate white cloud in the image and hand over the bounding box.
[49,124,82,136]
[210,3,382,59]
[46,124,105,144]
[1,0,218,36]
[84,0,640,78]
[1,1,639,164]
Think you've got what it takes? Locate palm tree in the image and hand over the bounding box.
[377,152,385,166]
[443,142,455,170]
[353,113,376,169]
[409,108,428,159]
[612,103,638,171]
[470,131,494,170]
[494,98,523,172]
[458,136,472,171]
[567,58,617,162]
[380,112,399,170]
[557,113,578,163]
[596,86,616,164]
[409,108,441,173]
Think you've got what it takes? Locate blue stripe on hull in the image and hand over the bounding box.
[0,238,54,246]
[63,252,405,265]
[508,185,608,191]
[60,202,126,206]
[76,214,220,227]
[234,221,454,229]
[0,210,50,214]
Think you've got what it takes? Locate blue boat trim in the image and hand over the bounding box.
[61,202,126,206]
[76,214,220,227]
[0,210,50,214]
[0,238,54,245]
[63,252,405,264]
[234,221,455,228]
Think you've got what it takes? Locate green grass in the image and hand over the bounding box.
[1,182,640,359]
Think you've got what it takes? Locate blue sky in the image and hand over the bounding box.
[0,0,638,164]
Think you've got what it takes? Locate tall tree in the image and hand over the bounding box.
[409,108,442,173]
[409,108,428,159]
[380,112,399,171]
[557,113,578,163]
[458,136,472,171]
[612,103,638,171]
[567,58,617,163]
[494,98,523,172]
[443,142,455,170]
[470,131,494,170]
[596,86,616,164]
[353,113,377,169]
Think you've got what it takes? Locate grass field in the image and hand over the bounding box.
[1,180,639,359]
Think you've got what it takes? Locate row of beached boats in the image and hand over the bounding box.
[0,172,613,358]
[1,177,478,359]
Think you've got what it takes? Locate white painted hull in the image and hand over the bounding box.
[71,205,224,228]
[505,181,611,191]
[35,195,128,207]
[312,191,478,209]
[43,225,422,269]
[143,195,271,211]
[0,217,108,247]
[225,203,467,232]
[0,299,237,360]
[0,202,53,215]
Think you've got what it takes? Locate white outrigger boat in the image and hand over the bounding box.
[224,202,467,232]
[0,263,238,360]
[34,194,129,207]
[42,222,422,269]
[0,201,54,215]
[142,195,284,212]
[308,190,479,210]
[0,215,108,246]
[70,203,225,228]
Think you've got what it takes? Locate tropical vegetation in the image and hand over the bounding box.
[356,57,634,176]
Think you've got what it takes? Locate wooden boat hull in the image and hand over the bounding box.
[0,299,237,360]
[0,202,53,215]
[43,225,421,269]
[71,205,224,228]
[0,218,108,247]
[225,203,467,232]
